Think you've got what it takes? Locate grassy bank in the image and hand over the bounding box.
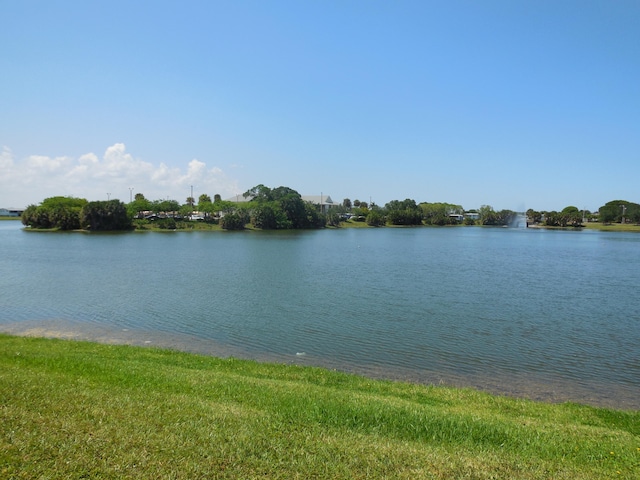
[1,335,638,479]
[583,222,640,233]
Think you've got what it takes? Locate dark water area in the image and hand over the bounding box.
[1,220,638,409]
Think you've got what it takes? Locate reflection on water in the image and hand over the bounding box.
[1,221,639,410]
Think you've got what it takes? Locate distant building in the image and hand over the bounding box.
[0,208,24,217]
[301,195,335,214]
[226,194,251,203]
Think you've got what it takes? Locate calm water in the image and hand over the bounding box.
[1,220,638,409]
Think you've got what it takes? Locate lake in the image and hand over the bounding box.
[1,220,638,409]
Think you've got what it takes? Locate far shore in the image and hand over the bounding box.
[5,214,640,232]
[13,217,640,233]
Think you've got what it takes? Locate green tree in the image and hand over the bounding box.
[196,194,213,220]
[478,205,497,225]
[242,184,322,229]
[526,209,542,224]
[243,184,273,202]
[251,203,280,229]
[180,204,194,218]
[598,200,640,224]
[304,202,325,228]
[21,205,40,227]
[561,206,583,227]
[21,196,87,230]
[127,197,151,219]
[278,193,306,228]
[495,209,517,226]
[544,209,580,227]
[420,202,462,225]
[326,210,341,227]
[626,203,640,224]
[366,210,385,226]
[598,205,617,224]
[212,200,236,215]
[219,212,246,230]
[198,201,216,221]
[385,199,422,225]
[151,199,181,216]
[342,198,352,209]
[80,200,132,231]
[476,206,516,226]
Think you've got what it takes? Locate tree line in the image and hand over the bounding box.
[20,186,640,231]
[21,197,131,231]
[526,200,640,227]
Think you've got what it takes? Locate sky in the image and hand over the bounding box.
[1,0,638,212]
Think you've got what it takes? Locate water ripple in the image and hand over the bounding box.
[1,224,639,409]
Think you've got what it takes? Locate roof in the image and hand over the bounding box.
[225,195,253,203]
[302,195,334,205]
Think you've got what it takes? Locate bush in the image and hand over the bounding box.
[220,213,246,230]
[366,211,386,226]
[22,197,88,230]
[80,200,132,231]
[156,218,177,230]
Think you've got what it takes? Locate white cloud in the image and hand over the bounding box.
[0,143,240,207]
[26,154,73,173]
[78,153,99,165]
[1,146,14,171]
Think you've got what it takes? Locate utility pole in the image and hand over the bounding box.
[107,193,111,201]
[129,187,134,203]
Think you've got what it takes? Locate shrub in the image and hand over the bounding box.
[220,212,246,230]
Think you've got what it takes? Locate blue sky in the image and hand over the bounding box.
[1,0,638,211]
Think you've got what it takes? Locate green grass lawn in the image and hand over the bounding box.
[1,334,638,479]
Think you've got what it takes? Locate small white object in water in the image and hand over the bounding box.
[295,352,306,356]
[144,340,152,344]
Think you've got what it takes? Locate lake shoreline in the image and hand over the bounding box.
[2,318,638,411]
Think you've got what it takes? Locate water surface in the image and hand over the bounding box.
[1,221,638,409]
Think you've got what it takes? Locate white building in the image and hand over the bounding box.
[0,208,24,217]
[301,195,335,214]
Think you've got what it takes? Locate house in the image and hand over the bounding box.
[226,194,252,203]
[0,208,24,217]
[301,195,335,214]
